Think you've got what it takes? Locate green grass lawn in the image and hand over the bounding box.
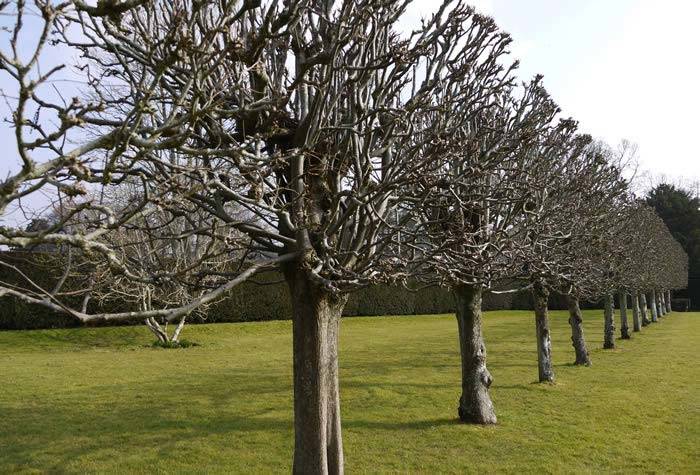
[1,310,698,474]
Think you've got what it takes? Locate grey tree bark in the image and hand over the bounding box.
[640,292,650,326]
[145,317,169,343]
[172,316,187,342]
[667,290,672,312]
[649,291,658,322]
[533,281,555,383]
[661,290,668,316]
[618,291,630,339]
[603,293,616,349]
[631,290,641,332]
[567,295,591,366]
[453,284,497,424]
[284,264,349,475]
[144,312,188,344]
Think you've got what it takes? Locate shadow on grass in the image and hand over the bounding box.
[0,399,293,471]
[0,326,148,350]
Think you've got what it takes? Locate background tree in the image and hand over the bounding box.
[0,0,273,327]
[548,143,630,361]
[85,183,239,345]
[515,124,627,380]
[411,75,561,422]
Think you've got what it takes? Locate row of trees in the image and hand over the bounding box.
[645,183,700,308]
[0,1,687,473]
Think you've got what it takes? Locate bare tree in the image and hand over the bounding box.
[85,182,239,345]
[2,1,534,472]
[410,75,561,420]
[0,0,283,326]
[601,201,688,338]
[513,132,632,372]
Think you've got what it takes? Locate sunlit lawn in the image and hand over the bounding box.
[1,309,698,473]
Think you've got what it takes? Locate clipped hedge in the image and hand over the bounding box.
[0,252,84,330]
[671,298,690,311]
[0,251,588,330]
[196,273,521,324]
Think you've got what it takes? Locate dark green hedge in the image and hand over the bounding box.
[198,273,517,323]
[0,251,578,330]
[0,252,84,330]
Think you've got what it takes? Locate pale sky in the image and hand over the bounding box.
[409,0,700,182]
[2,0,699,185]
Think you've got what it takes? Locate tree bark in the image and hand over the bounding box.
[532,281,554,383]
[145,317,168,343]
[172,315,187,342]
[453,284,497,424]
[618,291,630,339]
[640,292,650,326]
[661,290,668,316]
[667,290,672,313]
[567,295,591,366]
[603,293,615,349]
[284,264,348,475]
[631,290,641,332]
[649,291,658,322]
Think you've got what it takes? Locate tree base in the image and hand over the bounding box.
[453,284,497,427]
[458,404,497,425]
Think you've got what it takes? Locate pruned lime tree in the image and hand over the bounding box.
[407,76,561,422]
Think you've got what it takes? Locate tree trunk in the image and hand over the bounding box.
[603,293,615,349]
[618,291,630,339]
[145,317,169,343]
[567,295,590,366]
[667,290,672,312]
[284,264,348,475]
[172,315,187,342]
[649,291,658,322]
[631,290,641,332]
[532,281,554,383]
[640,292,650,326]
[453,284,497,424]
[659,291,667,316]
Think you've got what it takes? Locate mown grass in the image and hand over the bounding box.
[0,310,698,473]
